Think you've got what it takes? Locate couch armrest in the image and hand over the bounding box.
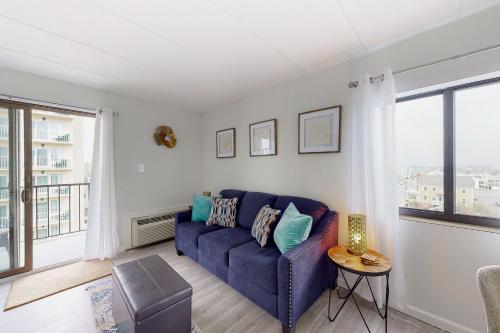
[277,210,338,328]
[175,209,192,225]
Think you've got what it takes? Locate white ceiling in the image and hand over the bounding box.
[0,0,499,112]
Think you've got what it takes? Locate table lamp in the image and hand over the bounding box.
[347,213,367,256]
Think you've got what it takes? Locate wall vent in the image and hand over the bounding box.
[131,207,187,248]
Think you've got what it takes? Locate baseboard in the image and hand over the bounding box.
[406,305,481,333]
[337,278,481,333]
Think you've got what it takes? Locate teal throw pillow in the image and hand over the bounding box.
[273,203,313,254]
[192,195,213,222]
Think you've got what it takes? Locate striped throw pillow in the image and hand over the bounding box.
[206,197,238,228]
[251,205,281,247]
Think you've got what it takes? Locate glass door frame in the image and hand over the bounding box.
[0,100,32,279]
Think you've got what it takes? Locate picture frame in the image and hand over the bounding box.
[249,119,277,157]
[298,106,341,154]
[216,128,236,158]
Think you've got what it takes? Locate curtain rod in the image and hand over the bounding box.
[348,42,500,88]
[0,93,119,116]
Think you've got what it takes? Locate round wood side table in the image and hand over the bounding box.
[327,246,392,333]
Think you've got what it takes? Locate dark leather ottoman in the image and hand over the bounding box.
[112,255,193,333]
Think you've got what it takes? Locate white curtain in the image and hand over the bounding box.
[85,108,120,260]
[348,69,407,311]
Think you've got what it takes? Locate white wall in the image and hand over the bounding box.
[201,6,500,333]
[0,67,203,250]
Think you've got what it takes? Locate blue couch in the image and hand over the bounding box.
[175,189,338,333]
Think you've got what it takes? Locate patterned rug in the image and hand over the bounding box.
[87,279,201,333]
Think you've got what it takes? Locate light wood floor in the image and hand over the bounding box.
[0,240,446,333]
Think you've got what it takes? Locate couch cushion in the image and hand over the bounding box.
[220,189,246,209]
[192,194,216,222]
[228,269,278,317]
[229,241,281,294]
[251,205,281,247]
[273,195,328,229]
[175,222,222,261]
[238,191,278,229]
[273,203,313,254]
[206,197,238,228]
[197,227,253,281]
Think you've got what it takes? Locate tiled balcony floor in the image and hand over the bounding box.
[0,231,86,272]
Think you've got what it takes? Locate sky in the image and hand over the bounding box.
[395,81,500,169]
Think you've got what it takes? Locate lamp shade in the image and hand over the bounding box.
[347,213,367,256]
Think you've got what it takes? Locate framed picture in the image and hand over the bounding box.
[249,119,277,157]
[216,128,236,158]
[298,106,341,154]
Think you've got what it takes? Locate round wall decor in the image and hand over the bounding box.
[154,125,177,148]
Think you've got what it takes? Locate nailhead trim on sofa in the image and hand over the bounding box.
[286,215,336,328]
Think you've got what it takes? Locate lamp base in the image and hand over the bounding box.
[347,247,365,256]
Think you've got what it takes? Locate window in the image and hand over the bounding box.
[32,120,49,140]
[50,199,59,213]
[0,146,8,169]
[0,176,7,199]
[36,202,48,221]
[0,117,7,139]
[36,175,48,186]
[397,77,500,228]
[51,174,62,185]
[33,148,48,167]
[396,94,443,211]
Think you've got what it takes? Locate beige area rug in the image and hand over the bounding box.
[4,259,112,311]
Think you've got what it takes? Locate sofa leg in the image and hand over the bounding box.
[176,248,183,256]
[282,324,295,333]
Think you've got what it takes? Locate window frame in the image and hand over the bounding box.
[397,76,500,229]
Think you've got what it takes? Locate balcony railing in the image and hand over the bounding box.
[33,157,70,169]
[33,182,90,240]
[0,125,70,143]
[33,131,71,143]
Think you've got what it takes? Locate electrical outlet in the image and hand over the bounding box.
[139,164,145,173]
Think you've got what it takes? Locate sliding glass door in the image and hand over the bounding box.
[0,102,32,278]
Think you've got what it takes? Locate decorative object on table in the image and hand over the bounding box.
[87,279,201,333]
[192,194,217,222]
[273,202,313,254]
[216,128,236,158]
[202,191,212,197]
[206,197,238,227]
[249,119,277,156]
[154,125,177,148]
[327,246,391,333]
[298,105,341,154]
[360,253,380,266]
[347,213,367,256]
[251,205,281,247]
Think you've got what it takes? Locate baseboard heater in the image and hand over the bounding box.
[131,207,188,248]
